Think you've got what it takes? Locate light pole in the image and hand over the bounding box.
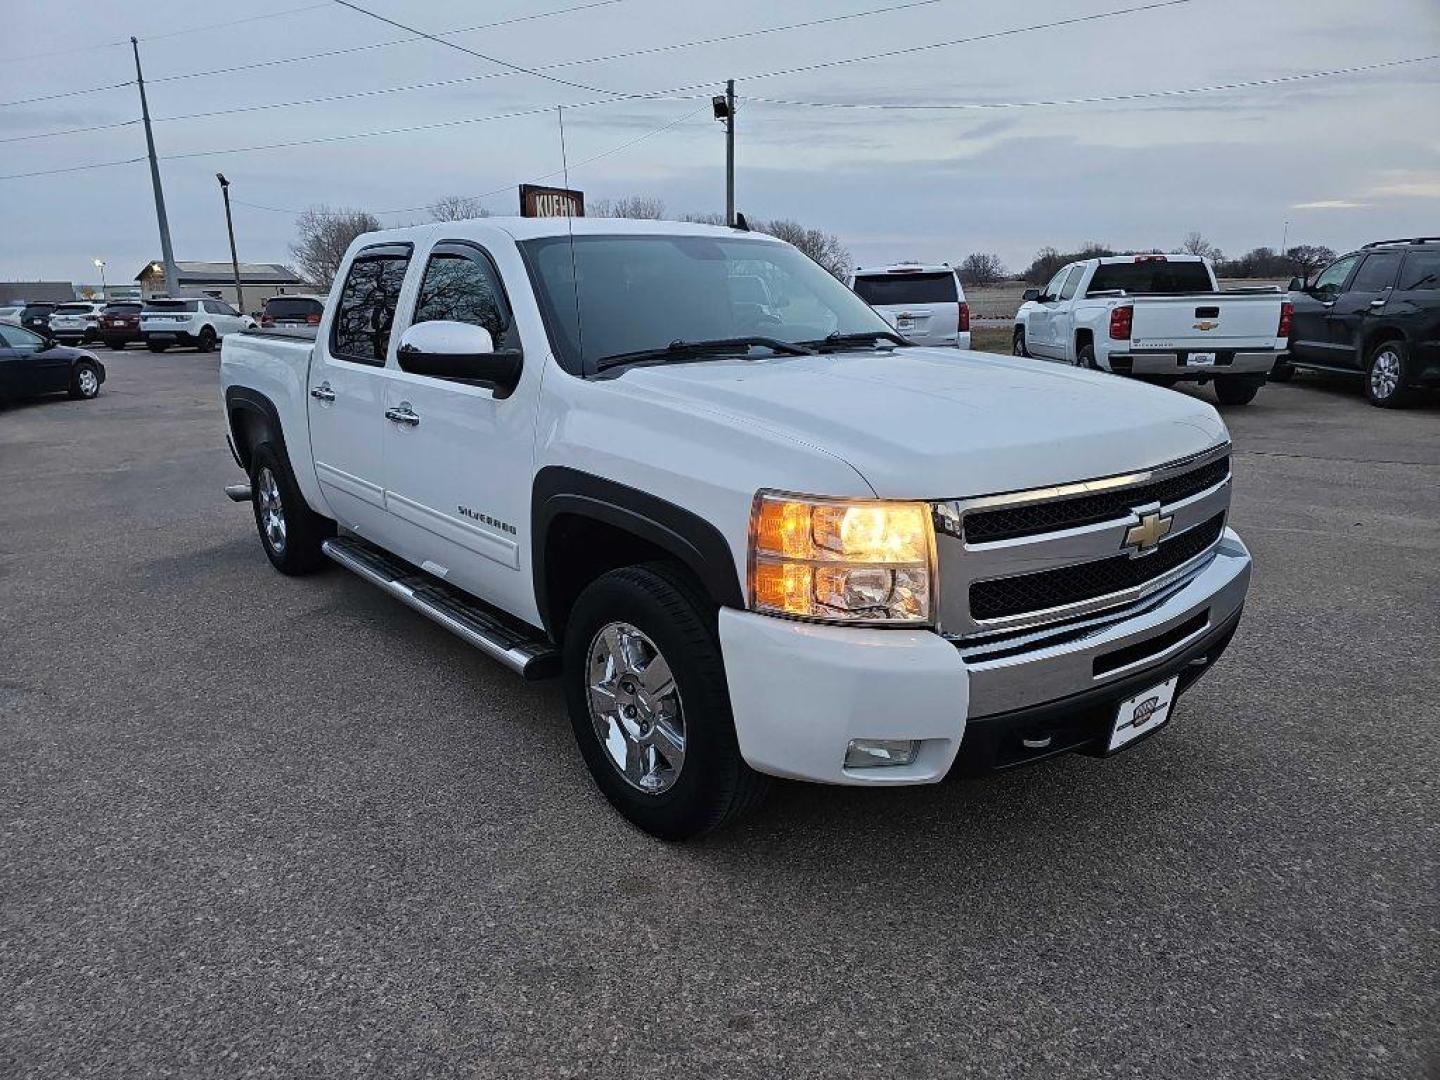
[216,173,244,313]
[713,80,735,226]
[93,258,108,299]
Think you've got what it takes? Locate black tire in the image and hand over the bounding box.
[562,563,769,840]
[1077,343,1098,370]
[106,339,127,351]
[68,359,101,400]
[196,326,217,353]
[1364,339,1418,408]
[248,441,334,576]
[1012,327,1029,357]
[1215,377,1261,406]
[1269,359,1295,382]
[147,340,168,353]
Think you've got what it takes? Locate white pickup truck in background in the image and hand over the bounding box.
[220,218,1252,840]
[1013,255,1290,406]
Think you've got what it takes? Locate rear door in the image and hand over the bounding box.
[852,270,959,345]
[1289,254,1360,362]
[308,244,411,541]
[379,239,533,614]
[1327,250,1402,367]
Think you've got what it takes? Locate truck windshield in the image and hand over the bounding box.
[852,272,957,305]
[1086,261,1213,295]
[520,233,897,374]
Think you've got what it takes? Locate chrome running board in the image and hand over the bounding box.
[321,535,560,680]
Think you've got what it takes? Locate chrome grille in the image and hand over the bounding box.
[933,444,1231,639]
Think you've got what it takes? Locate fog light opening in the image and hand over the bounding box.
[844,738,921,769]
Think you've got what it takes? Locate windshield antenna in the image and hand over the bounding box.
[557,105,585,368]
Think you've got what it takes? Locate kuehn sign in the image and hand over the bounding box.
[520,184,584,218]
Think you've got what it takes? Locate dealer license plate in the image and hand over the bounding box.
[1189,352,1216,366]
[1107,675,1179,752]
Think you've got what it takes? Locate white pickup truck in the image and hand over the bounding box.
[1013,255,1290,406]
[220,218,1252,839]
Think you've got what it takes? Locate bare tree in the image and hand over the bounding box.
[1286,244,1337,276]
[428,195,489,222]
[680,211,727,226]
[591,194,666,219]
[290,206,381,289]
[753,218,852,280]
[1178,231,1223,261]
[958,253,1006,286]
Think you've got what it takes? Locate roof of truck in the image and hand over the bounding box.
[358,216,786,244]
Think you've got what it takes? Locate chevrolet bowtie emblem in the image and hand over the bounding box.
[1193,320,1218,331]
[1124,510,1173,555]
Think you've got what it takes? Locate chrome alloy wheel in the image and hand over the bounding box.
[1370,346,1402,401]
[586,621,686,794]
[77,367,99,397]
[256,466,287,555]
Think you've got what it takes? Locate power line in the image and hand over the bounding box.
[0,156,145,181]
[0,118,140,145]
[330,0,628,98]
[145,0,951,128]
[742,53,1440,110]
[0,80,133,109]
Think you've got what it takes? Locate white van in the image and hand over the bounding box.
[850,263,970,349]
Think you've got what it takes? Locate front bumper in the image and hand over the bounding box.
[1111,350,1277,377]
[718,528,1250,786]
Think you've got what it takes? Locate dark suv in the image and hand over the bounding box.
[1278,237,1440,407]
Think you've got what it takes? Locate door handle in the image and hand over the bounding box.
[385,404,421,426]
[1369,298,1387,308]
[1321,301,1335,309]
[309,384,335,402]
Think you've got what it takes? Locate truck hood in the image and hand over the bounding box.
[621,347,1229,499]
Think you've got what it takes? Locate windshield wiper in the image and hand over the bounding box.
[800,329,909,352]
[593,336,814,373]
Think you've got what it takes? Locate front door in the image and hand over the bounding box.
[1326,250,1402,368]
[307,244,412,542]
[1028,267,1072,358]
[380,239,535,618]
[1289,254,1359,363]
[0,325,70,395]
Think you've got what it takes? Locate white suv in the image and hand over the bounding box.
[850,263,970,349]
[142,297,254,353]
[48,301,106,344]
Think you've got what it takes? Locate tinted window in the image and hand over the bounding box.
[1311,255,1360,294]
[264,297,323,319]
[1349,252,1401,293]
[412,249,515,348]
[852,272,957,305]
[331,251,409,364]
[521,234,895,374]
[21,304,55,316]
[103,303,142,314]
[145,300,199,312]
[1398,250,1440,291]
[1086,261,1212,295]
[55,303,93,313]
[1059,266,1083,300]
[0,325,45,349]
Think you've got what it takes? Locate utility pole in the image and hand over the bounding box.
[713,80,735,226]
[131,36,178,297]
[216,174,244,313]
[1280,220,1290,258]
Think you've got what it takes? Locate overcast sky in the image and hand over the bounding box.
[2,0,1437,287]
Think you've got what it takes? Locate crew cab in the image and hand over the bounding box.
[47,301,105,344]
[221,219,1252,840]
[1277,237,1440,407]
[142,297,254,352]
[1014,255,1288,406]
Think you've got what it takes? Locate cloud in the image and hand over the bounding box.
[1291,199,1370,209]
[1366,178,1440,199]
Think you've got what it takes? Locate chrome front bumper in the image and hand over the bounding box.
[956,528,1251,718]
[1115,351,1277,377]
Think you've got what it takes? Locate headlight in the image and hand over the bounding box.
[748,492,936,625]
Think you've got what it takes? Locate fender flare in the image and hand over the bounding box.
[224,385,291,472]
[531,466,745,633]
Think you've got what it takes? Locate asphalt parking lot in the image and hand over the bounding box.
[2,348,1436,1079]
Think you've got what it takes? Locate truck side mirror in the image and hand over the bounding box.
[1287,276,1305,292]
[1022,288,1041,302]
[397,320,522,398]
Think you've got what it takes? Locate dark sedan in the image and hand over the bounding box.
[0,324,105,403]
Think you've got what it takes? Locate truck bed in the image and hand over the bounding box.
[1124,290,1283,350]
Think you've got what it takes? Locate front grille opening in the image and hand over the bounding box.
[970,513,1225,622]
[1093,610,1209,677]
[963,455,1228,544]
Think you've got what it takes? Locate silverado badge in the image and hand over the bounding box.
[1192,320,1218,331]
